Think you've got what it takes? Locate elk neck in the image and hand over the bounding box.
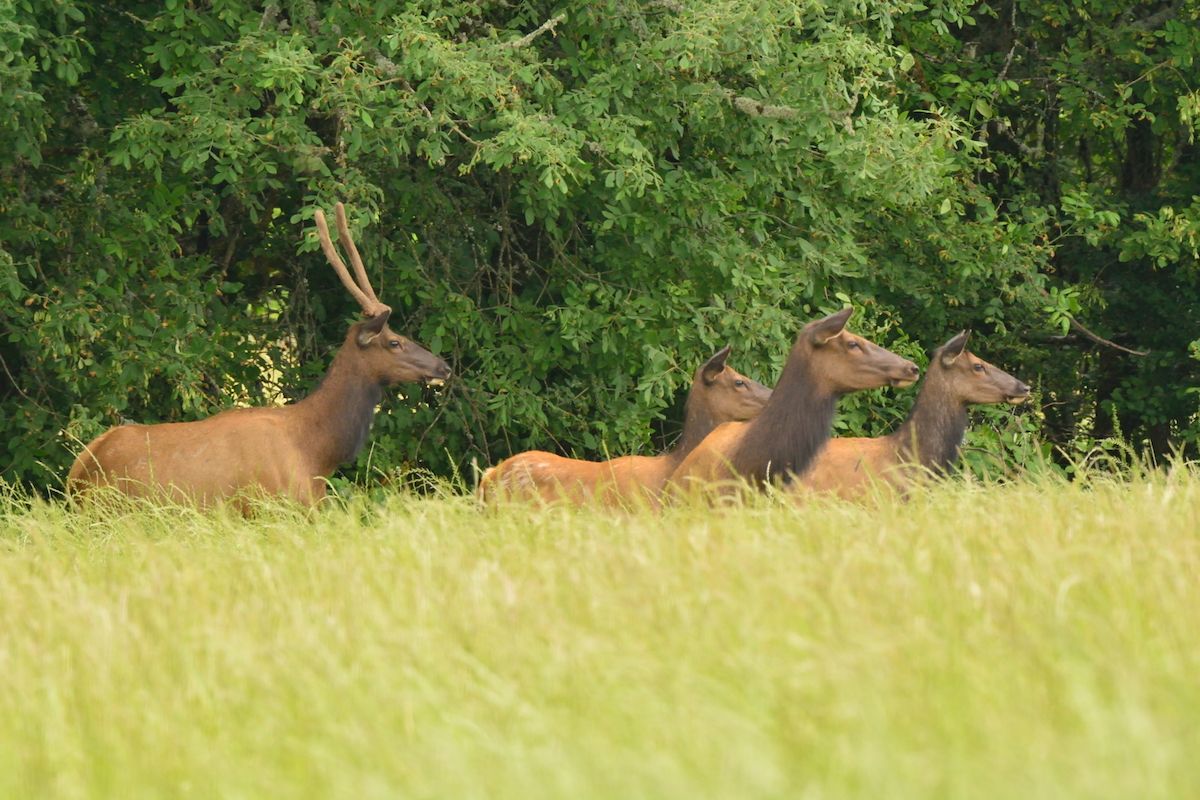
[291,346,383,473]
[730,352,836,484]
[888,370,968,473]
[668,381,725,464]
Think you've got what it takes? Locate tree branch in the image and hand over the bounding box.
[1129,0,1183,31]
[0,353,61,419]
[120,9,152,26]
[1064,314,1150,356]
[728,93,800,119]
[500,14,566,49]
[1034,284,1149,356]
[996,0,1018,82]
[993,118,1042,158]
[258,2,280,31]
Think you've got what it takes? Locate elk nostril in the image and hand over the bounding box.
[907,364,920,376]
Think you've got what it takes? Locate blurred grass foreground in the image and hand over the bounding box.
[1,469,1198,799]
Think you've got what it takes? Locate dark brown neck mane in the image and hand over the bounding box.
[292,347,383,473]
[731,353,836,484]
[887,369,967,474]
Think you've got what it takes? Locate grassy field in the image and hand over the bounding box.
[1,470,1198,799]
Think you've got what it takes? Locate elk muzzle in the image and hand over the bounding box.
[388,339,452,387]
[1006,380,1031,405]
[890,362,921,389]
[424,360,453,388]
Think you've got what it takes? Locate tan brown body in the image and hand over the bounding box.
[663,419,752,488]
[668,307,920,497]
[797,331,1030,500]
[67,203,451,507]
[478,449,675,507]
[796,436,905,499]
[69,408,327,505]
[479,346,772,507]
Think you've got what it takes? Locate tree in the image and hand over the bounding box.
[8,0,1183,494]
[897,0,1200,460]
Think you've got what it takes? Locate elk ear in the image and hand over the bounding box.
[356,309,391,347]
[701,345,733,384]
[809,306,854,345]
[940,329,971,366]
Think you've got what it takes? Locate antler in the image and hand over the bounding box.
[314,203,390,317]
[333,203,383,310]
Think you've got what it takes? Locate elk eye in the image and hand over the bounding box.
[734,379,745,387]
[847,341,860,350]
[389,339,402,349]
[973,363,985,373]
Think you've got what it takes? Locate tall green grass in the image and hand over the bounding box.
[2,470,1198,799]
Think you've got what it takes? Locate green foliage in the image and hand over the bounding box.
[1,0,1196,491]
[896,0,1200,459]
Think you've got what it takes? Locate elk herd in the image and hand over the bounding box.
[66,203,1031,511]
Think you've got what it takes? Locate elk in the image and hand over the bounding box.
[667,307,920,496]
[477,345,773,507]
[797,330,1030,499]
[66,203,451,507]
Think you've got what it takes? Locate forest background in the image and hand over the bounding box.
[2,0,1198,492]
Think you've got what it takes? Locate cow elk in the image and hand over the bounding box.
[797,330,1030,499]
[477,346,772,507]
[67,203,451,507]
[667,307,920,496]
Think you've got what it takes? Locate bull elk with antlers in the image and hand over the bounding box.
[67,203,451,507]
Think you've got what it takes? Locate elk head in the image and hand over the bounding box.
[935,331,1030,405]
[315,203,452,388]
[797,307,920,393]
[696,345,773,421]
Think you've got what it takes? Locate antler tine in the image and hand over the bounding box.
[333,202,383,308]
[313,208,376,315]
